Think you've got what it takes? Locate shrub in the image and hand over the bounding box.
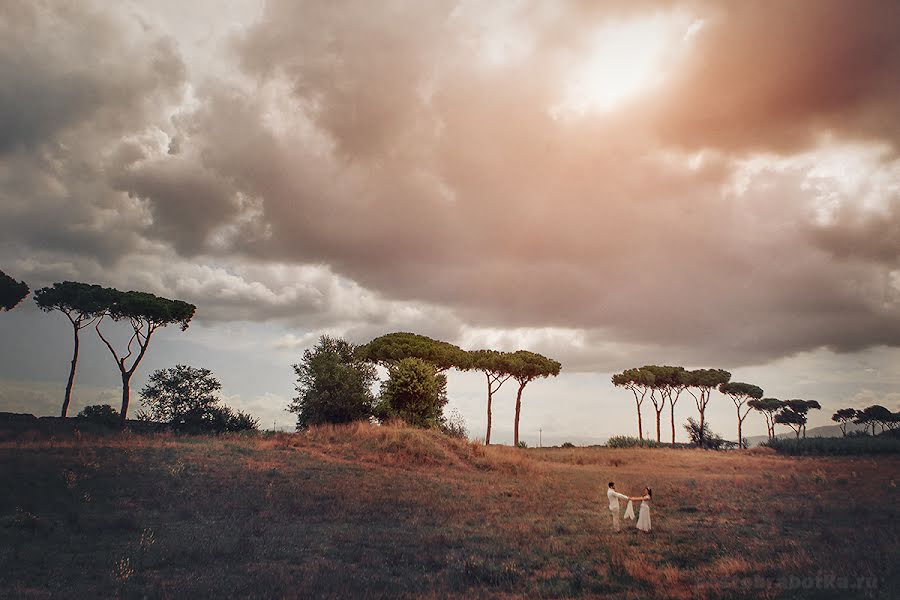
[683,418,726,449]
[516,441,528,449]
[173,406,259,434]
[76,404,120,426]
[561,442,576,448]
[763,436,900,455]
[377,357,447,429]
[441,408,468,439]
[227,409,260,432]
[606,436,661,448]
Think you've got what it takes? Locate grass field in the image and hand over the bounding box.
[2,422,898,599]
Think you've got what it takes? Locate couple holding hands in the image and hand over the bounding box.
[606,481,652,533]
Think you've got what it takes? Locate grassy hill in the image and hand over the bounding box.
[2,423,898,599]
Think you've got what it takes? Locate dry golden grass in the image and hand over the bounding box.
[2,422,897,599]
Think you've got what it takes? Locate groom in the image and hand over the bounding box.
[607,482,630,532]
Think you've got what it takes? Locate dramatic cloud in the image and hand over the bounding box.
[2,0,900,379]
[641,0,900,153]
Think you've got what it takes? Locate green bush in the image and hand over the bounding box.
[606,436,661,448]
[763,436,900,455]
[561,442,576,448]
[76,404,120,426]
[377,357,447,428]
[173,406,259,434]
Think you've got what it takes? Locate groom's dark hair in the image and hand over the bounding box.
[608,482,614,488]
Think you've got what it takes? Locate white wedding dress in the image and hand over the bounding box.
[636,498,651,532]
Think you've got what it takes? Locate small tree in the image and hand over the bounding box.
[470,349,515,444]
[831,408,857,436]
[506,350,561,447]
[35,282,111,417]
[774,406,805,438]
[683,417,725,449]
[377,357,446,428]
[719,381,764,448]
[289,336,377,430]
[782,399,821,438]
[95,289,196,423]
[0,270,29,311]
[801,400,821,437]
[612,367,655,441]
[139,365,222,423]
[685,368,731,447]
[748,397,783,440]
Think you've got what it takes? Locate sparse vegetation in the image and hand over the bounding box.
[683,417,729,449]
[1,422,896,599]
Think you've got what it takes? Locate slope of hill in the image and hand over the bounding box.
[745,422,867,446]
[2,423,897,599]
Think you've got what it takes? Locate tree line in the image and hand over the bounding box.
[291,332,561,444]
[612,365,830,448]
[1,271,195,423]
[832,405,900,436]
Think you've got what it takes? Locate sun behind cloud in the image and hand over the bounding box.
[556,13,703,116]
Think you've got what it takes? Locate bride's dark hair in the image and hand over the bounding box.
[646,487,652,498]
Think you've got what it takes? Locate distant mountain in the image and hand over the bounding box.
[745,422,867,446]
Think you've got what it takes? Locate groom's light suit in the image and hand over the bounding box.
[607,488,629,531]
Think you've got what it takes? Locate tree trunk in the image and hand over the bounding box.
[669,402,677,443]
[635,397,643,441]
[485,375,492,445]
[513,382,525,447]
[120,372,132,424]
[670,404,676,443]
[655,407,662,442]
[736,405,741,449]
[61,325,80,417]
[699,405,705,448]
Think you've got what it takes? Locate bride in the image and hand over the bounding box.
[630,487,652,533]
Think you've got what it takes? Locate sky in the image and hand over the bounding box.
[2,0,900,445]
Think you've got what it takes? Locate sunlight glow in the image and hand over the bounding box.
[557,15,699,116]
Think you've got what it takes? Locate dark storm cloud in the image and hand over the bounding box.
[642,0,900,154]
[3,0,900,370]
[0,0,186,260]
